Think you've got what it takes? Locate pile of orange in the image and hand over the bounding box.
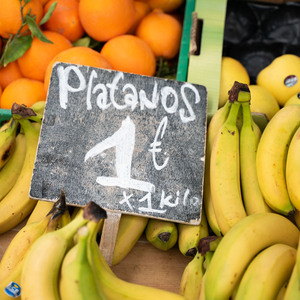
[0,0,184,109]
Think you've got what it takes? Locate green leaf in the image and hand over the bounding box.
[25,15,53,44]
[39,1,58,26]
[3,35,33,66]
[72,37,91,48]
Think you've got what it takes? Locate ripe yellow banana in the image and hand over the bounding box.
[204,212,299,300]
[284,262,300,299]
[235,243,296,300]
[177,209,209,257]
[203,101,232,236]
[26,200,56,224]
[286,125,300,211]
[112,214,149,266]
[0,199,67,300]
[210,98,246,235]
[20,202,106,300]
[0,213,52,281]
[179,251,205,300]
[59,224,107,300]
[0,119,40,234]
[0,132,26,201]
[240,101,271,215]
[87,217,186,300]
[0,118,18,168]
[198,251,214,300]
[145,218,178,251]
[256,104,300,215]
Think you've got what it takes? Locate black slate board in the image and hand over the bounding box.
[30,62,207,224]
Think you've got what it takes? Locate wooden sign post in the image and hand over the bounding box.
[30,62,208,265]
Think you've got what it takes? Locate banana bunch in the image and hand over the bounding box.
[204,212,300,300]
[15,200,188,300]
[0,193,69,300]
[0,101,46,235]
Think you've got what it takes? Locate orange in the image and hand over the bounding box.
[0,0,43,39]
[43,0,85,43]
[136,9,182,59]
[17,30,73,82]
[44,46,113,91]
[78,0,135,42]
[0,85,2,100]
[100,34,156,76]
[148,0,185,12]
[0,61,23,89]
[129,1,151,34]
[0,78,46,109]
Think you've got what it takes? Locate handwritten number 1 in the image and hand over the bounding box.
[84,116,155,193]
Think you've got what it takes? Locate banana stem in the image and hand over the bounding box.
[241,102,252,128]
[225,101,241,127]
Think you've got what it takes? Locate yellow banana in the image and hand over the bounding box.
[235,243,296,300]
[145,218,178,251]
[286,125,300,211]
[177,209,209,257]
[0,117,18,168]
[0,198,68,300]
[210,95,246,235]
[179,251,205,300]
[59,224,108,300]
[256,104,300,215]
[87,217,186,300]
[204,212,299,300]
[293,209,300,230]
[112,214,149,266]
[0,132,26,201]
[26,200,56,224]
[284,263,300,299]
[240,101,272,215]
[203,101,232,236]
[20,202,106,300]
[0,119,40,234]
[0,192,69,280]
[198,250,214,300]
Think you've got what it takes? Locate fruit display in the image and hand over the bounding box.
[1,0,300,299]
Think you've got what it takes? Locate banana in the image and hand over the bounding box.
[179,251,205,300]
[203,101,232,236]
[20,201,106,300]
[0,192,69,280]
[0,118,40,234]
[145,218,178,251]
[240,100,272,215]
[210,85,247,235]
[59,224,108,300]
[0,198,68,300]
[112,214,149,266]
[204,212,299,300]
[293,209,300,230]
[177,209,209,257]
[256,104,300,215]
[30,100,46,116]
[235,243,296,300]
[198,251,214,300]
[283,263,300,299]
[0,132,26,201]
[26,201,56,224]
[87,216,186,300]
[286,125,300,211]
[0,117,18,168]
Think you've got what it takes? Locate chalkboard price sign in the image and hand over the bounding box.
[30,62,207,224]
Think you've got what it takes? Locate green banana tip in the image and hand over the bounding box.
[228,81,250,103]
